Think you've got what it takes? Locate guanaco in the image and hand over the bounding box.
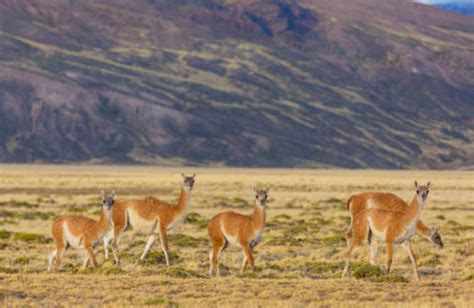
[103,174,195,266]
[342,181,431,281]
[346,190,443,265]
[47,191,115,272]
[208,186,269,277]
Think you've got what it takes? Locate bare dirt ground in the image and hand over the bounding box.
[0,165,472,306]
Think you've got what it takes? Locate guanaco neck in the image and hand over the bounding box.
[97,209,112,234]
[173,187,192,217]
[404,195,425,225]
[251,203,266,231]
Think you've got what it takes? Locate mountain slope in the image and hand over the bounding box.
[0,0,473,168]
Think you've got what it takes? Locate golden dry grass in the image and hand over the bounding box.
[0,165,472,307]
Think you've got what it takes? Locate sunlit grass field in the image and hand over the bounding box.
[0,165,472,306]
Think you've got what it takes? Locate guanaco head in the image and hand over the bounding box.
[414,180,431,203]
[253,186,269,208]
[181,173,196,191]
[101,190,115,211]
[430,225,444,249]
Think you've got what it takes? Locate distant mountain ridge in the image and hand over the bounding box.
[0,0,473,168]
[435,3,474,16]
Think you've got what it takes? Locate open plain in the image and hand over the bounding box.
[0,165,472,306]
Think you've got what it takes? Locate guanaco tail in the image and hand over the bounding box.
[47,191,115,272]
[342,181,431,281]
[103,173,195,266]
[346,189,443,265]
[207,186,269,277]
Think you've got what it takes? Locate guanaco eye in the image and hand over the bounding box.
[416,190,420,194]
[255,195,259,198]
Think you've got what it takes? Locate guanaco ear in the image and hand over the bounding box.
[414,180,418,189]
[181,173,186,180]
[192,173,196,178]
[265,187,270,194]
[253,186,257,194]
[101,190,105,202]
[427,181,431,189]
[111,190,115,200]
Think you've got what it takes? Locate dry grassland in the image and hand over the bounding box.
[0,165,472,307]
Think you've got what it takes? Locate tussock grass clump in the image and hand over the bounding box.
[309,216,334,226]
[0,210,16,218]
[0,201,39,209]
[371,275,408,283]
[14,232,51,244]
[169,234,207,248]
[184,212,208,229]
[144,295,178,306]
[163,267,202,278]
[418,252,442,266]
[266,236,303,246]
[238,272,258,279]
[464,274,474,281]
[21,211,55,220]
[0,229,12,239]
[140,251,182,266]
[273,214,291,221]
[283,225,307,237]
[13,256,31,265]
[0,267,19,274]
[305,261,341,276]
[321,232,346,245]
[80,266,127,275]
[352,262,383,279]
[68,206,87,213]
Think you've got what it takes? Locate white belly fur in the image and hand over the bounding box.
[368,218,386,241]
[127,208,159,233]
[63,222,83,248]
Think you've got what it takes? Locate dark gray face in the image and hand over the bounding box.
[430,229,444,248]
[415,180,431,202]
[182,173,196,190]
[101,191,115,210]
[254,187,269,207]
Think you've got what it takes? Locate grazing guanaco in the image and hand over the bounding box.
[346,190,443,265]
[47,191,115,272]
[342,181,431,281]
[103,174,195,266]
[208,186,269,277]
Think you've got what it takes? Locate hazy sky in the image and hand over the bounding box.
[416,0,473,3]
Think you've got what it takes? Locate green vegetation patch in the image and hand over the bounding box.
[13,256,31,265]
[283,225,308,237]
[371,275,408,283]
[0,229,12,239]
[0,201,39,208]
[14,232,51,244]
[163,266,203,279]
[144,295,178,306]
[21,211,56,220]
[418,252,442,266]
[266,236,303,246]
[305,261,341,276]
[321,231,346,245]
[352,262,383,279]
[0,267,19,274]
[169,234,207,248]
[184,212,207,229]
[139,251,182,266]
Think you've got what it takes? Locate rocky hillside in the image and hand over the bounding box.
[0,0,473,168]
